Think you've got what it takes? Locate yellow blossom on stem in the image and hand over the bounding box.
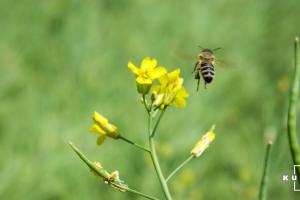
[191,125,216,157]
[128,57,167,94]
[151,69,189,109]
[90,111,120,145]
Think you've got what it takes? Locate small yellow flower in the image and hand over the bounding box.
[90,111,120,145]
[152,69,189,109]
[191,125,216,157]
[128,57,167,94]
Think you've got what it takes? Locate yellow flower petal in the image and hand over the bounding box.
[93,111,108,126]
[168,69,180,82]
[152,93,164,107]
[105,124,119,138]
[141,57,157,70]
[177,87,189,98]
[128,61,140,75]
[151,85,160,93]
[90,124,106,134]
[97,134,107,145]
[136,76,152,85]
[173,97,186,107]
[149,67,167,79]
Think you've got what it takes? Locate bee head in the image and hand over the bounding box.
[198,46,221,59]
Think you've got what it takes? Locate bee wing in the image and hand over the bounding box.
[175,51,198,61]
[215,59,236,68]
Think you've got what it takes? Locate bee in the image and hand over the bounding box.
[193,47,221,91]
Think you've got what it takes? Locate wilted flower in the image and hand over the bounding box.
[69,142,128,192]
[191,125,216,157]
[92,161,128,192]
[151,69,189,109]
[128,57,167,94]
[90,111,120,145]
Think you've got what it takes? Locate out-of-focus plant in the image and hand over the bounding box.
[69,57,216,200]
[258,142,273,200]
[287,37,300,184]
[257,37,300,200]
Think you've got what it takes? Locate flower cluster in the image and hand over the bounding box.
[152,69,189,109]
[128,57,189,109]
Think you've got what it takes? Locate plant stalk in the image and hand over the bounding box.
[258,142,273,200]
[151,109,166,137]
[148,112,172,200]
[287,37,300,184]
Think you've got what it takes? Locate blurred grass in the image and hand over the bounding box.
[1,0,300,199]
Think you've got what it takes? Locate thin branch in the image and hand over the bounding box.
[127,188,160,200]
[142,94,150,114]
[166,155,194,182]
[119,135,150,153]
[151,108,166,138]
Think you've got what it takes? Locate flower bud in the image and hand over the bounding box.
[90,112,120,145]
[136,80,152,94]
[191,126,216,157]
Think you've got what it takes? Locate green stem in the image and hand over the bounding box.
[151,109,166,137]
[166,155,194,182]
[127,188,160,200]
[69,142,95,170]
[119,135,151,153]
[142,94,150,114]
[287,37,300,184]
[148,112,172,200]
[258,142,273,200]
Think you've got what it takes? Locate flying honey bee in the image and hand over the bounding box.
[193,46,221,91]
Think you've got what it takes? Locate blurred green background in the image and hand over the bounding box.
[1,0,300,199]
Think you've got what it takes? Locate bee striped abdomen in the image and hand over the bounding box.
[200,62,215,83]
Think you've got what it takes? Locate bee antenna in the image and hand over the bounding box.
[198,45,205,50]
[212,47,222,52]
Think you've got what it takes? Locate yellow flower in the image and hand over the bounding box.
[128,57,167,94]
[151,69,189,109]
[191,125,216,157]
[90,111,120,145]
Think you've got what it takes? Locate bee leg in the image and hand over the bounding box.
[192,61,199,73]
[197,78,200,91]
[195,71,201,92]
